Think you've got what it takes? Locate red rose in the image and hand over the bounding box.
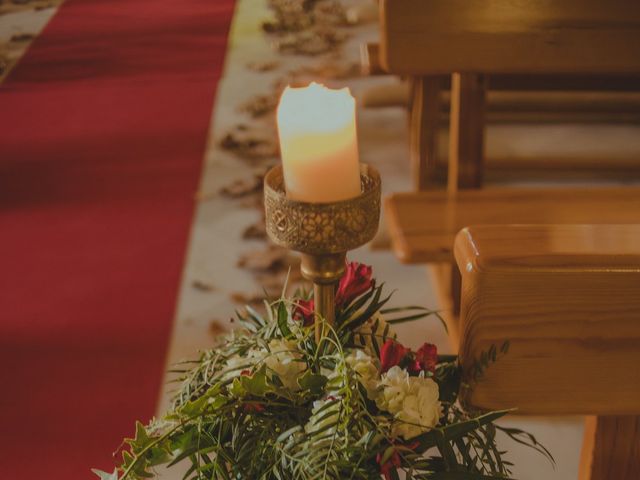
[376,442,419,480]
[379,339,409,373]
[293,298,315,326]
[376,449,401,480]
[335,262,374,306]
[415,342,438,374]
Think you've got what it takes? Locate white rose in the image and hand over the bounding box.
[263,339,306,391]
[376,366,441,440]
[345,349,380,401]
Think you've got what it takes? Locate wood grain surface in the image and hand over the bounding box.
[385,187,640,263]
[454,224,640,415]
[579,415,640,480]
[380,0,640,75]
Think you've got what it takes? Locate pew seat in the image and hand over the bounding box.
[385,187,640,263]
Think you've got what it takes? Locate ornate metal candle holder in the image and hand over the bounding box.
[264,164,381,341]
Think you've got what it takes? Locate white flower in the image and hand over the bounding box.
[376,366,441,440]
[263,339,306,391]
[221,352,256,382]
[345,349,380,401]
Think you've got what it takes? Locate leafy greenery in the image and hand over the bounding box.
[94,275,552,479]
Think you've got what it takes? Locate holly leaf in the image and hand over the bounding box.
[297,369,327,394]
[240,365,270,396]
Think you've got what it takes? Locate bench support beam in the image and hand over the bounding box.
[409,76,442,191]
[580,415,640,480]
[448,73,487,191]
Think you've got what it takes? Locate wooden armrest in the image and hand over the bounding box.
[384,187,640,263]
[454,224,640,415]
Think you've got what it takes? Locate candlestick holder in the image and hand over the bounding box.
[264,164,381,341]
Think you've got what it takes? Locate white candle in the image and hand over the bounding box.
[276,82,361,203]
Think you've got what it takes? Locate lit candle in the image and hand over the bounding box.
[276,82,361,203]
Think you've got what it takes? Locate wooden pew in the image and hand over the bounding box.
[385,187,640,263]
[453,224,640,480]
[384,186,640,341]
[378,0,640,190]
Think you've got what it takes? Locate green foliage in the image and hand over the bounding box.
[95,281,551,480]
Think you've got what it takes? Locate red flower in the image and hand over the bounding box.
[294,262,373,326]
[243,403,265,413]
[380,339,409,373]
[293,298,315,326]
[415,342,438,374]
[335,262,374,306]
[376,442,419,480]
[376,449,401,480]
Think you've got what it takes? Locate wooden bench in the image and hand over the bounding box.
[385,187,640,263]
[384,186,640,342]
[377,0,640,190]
[454,224,640,480]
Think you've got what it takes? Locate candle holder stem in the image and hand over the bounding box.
[300,253,345,342]
[313,283,335,342]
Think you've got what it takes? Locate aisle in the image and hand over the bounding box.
[0,0,235,477]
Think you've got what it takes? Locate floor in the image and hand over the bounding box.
[5,0,640,478]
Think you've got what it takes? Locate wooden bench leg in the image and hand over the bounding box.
[448,73,487,192]
[409,76,442,191]
[580,415,640,480]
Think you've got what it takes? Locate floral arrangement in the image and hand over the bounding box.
[94,262,552,480]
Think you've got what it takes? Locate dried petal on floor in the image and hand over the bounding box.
[239,93,279,118]
[243,221,267,240]
[220,175,263,198]
[192,279,216,292]
[219,124,279,161]
[246,60,280,72]
[237,245,300,273]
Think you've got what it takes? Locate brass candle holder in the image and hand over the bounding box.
[264,164,381,341]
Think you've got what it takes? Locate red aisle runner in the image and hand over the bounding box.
[0,0,235,477]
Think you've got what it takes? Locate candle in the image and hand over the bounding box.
[276,82,362,203]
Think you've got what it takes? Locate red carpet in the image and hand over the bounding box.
[0,0,235,477]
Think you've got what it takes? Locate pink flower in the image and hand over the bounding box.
[380,339,409,374]
[414,342,438,374]
[335,262,374,306]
